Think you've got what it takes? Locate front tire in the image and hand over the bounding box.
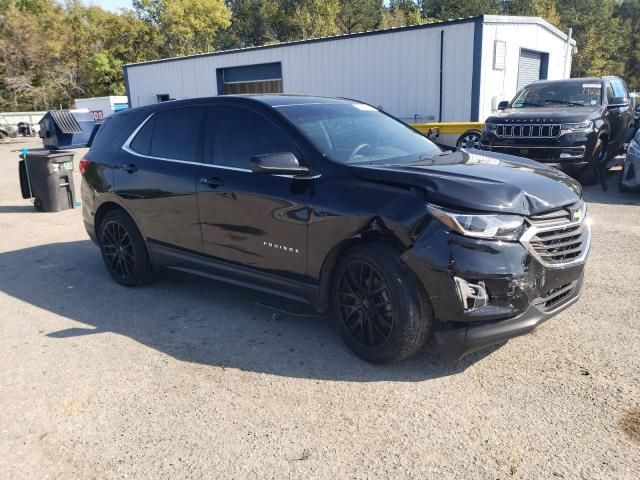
[99,209,155,287]
[333,243,431,364]
[580,137,608,186]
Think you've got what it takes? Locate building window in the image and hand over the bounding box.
[217,62,283,96]
[156,94,170,102]
[223,80,283,95]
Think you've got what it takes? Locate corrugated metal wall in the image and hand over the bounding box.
[125,17,573,124]
[125,22,476,122]
[479,18,573,121]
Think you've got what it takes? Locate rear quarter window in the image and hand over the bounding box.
[90,111,147,151]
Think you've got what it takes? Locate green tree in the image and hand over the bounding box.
[336,0,383,34]
[381,0,424,28]
[421,0,500,19]
[134,0,231,56]
[86,52,125,96]
[556,0,623,78]
[224,0,279,47]
[502,0,561,25]
[615,0,640,90]
[279,0,341,40]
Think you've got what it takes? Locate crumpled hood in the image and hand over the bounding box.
[349,150,582,216]
[486,106,602,124]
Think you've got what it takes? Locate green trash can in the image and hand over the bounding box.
[19,149,76,212]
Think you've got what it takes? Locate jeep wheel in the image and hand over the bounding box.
[99,209,155,287]
[580,138,608,186]
[333,243,431,364]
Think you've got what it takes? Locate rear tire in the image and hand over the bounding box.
[456,130,482,149]
[332,243,431,364]
[99,209,155,287]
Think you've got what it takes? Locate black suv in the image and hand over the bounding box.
[481,76,634,185]
[81,95,591,364]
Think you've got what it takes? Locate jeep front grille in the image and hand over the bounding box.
[521,203,591,268]
[496,124,561,138]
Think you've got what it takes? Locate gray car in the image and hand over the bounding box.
[0,124,18,139]
[621,129,640,191]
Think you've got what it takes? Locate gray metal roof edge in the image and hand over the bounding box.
[482,15,576,45]
[124,15,486,69]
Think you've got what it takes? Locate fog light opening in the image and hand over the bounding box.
[454,277,489,312]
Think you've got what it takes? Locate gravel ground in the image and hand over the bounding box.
[1,139,639,479]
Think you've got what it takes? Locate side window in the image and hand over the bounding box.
[129,116,155,155]
[605,84,614,104]
[149,107,204,161]
[611,79,628,99]
[213,105,297,169]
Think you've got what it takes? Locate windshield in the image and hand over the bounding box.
[274,102,442,165]
[511,81,602,108]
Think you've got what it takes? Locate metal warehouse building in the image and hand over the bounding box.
[124,15,575,123]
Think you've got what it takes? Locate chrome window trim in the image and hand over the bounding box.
[121,112,321,177]
[520,217,591,269]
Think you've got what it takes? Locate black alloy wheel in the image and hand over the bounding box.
[337,260,394,348]
[333,243,431,363]
[101,220,136,281]
[99,209,155,287]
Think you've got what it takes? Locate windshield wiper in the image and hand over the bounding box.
[544,100,588,107]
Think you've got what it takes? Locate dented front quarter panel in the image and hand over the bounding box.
[402,221,585,324]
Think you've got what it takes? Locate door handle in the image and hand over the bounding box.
[200,176,224,188]
[123,163,138,173]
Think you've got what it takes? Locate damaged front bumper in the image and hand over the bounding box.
[402,222,589,362]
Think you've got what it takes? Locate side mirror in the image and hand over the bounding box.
[497,101,509,111]
[608,97,630,108]
[249,152,310,176]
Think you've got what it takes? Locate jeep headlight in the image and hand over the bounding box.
[428,205,525,241]
[561,120,592,132]
[484,122,497,132]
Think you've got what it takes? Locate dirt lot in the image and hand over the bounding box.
[0,138,639,479]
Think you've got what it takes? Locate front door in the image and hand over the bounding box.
[115,106,205,252]
[196,105,313,280]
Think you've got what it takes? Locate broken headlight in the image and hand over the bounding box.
[427,204,525,241]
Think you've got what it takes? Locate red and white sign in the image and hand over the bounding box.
[90,110,104,122]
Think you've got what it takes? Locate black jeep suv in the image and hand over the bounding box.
[81,95,591,364]
[481,76,634,185]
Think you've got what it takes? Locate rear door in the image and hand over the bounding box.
[196,104,312,279]
[116,106,205,252]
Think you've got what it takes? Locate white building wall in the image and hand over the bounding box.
[478,18,573,121]
[74,96,129,117]
[125,22,476,122]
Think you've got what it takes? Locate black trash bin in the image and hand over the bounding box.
[19,149,76,212]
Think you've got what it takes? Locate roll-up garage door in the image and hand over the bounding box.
[517,50,542,91]
[218,62,283,95]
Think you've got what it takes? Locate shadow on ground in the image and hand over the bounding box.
[0,240,500,382]
[0,205,36,213]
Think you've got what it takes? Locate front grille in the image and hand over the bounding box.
[496,124,561,138]
[539,281,578,310]
[521,204,591,267]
